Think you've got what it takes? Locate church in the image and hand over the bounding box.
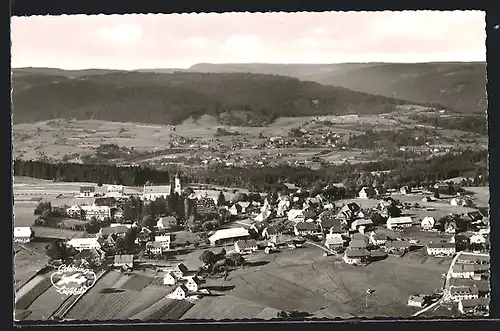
[140,173,182,202]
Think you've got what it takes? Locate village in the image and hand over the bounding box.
[13,172,491,320]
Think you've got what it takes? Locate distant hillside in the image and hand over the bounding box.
[12,70,429,126]
[188,62,487,113]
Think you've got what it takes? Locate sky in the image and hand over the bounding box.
[11,11,486,70]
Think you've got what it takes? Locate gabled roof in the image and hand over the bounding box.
[235,239,258,249]
[295,222,318,231]
[349,240,367,249]
[452,263,475,273]
[176,284,189,293]
[14,227,33,238]
[144,185,171,194]
[100,226,128,236]
[157,216,177,227]
[460,297,490,308]
[264,224,285,235]
[371,232,388,241]
[387,216,412,224]
[345,248,370,258]
[80,186,95,193]
[114,254,134,264]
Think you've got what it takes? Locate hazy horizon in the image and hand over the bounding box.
[11,11,486,70]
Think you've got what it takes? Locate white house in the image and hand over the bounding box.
[451,264,475,279]
[287,209,305,222]
[350,219,373,232]
[343,248,370,265]
[234,239,259,254]
[163,272,178,285]
[450,286,479,302]
[66,205,83,218]
[426,242,456,256]
[386,217,413,230]
[324,233,344,250]
[458,297,490,315]
[184,276,201,292]
[146,242,165,255]
[421,216,436,231]
[67,238,101,251]
[407,294,427,308]
[155,235,172,250]
[369,232,388,247]
[14,227,34,243]
[170,284,189,300]
[80,205,112,221]
[358,187,377,199]
[469,233,486,245]
[141,185,171,201]
[106,185,124,198]
[157,216,177,229]
[229,204,243,216]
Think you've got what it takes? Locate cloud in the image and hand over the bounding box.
[10,11,486,69]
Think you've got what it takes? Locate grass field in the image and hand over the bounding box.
[14,242,49,291]
[24,282,69,321]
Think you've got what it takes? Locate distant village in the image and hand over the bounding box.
[14,173,490,316]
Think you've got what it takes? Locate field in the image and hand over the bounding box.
[14,242,49,291]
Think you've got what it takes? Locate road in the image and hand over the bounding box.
[306,241,336,256]
[412,251,489,317]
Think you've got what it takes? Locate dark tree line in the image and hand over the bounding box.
[409,114,487,135]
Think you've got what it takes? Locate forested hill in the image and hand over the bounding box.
[12,70,432,126]
[188,62,487,114]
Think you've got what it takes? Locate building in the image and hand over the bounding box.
[80,205,112,221]
[262,224,286,238]
[287,209,305,222]
[318,210,338,232]
[98,226,128,238]
[146,241,165,255]
[343,248,370,265]
[141,184,172,202]
[324,234,344,250]
[350,219,374,232]
[167,263,190,279]
[234,239,259,254]
[386,217,413,231]
[155,235,172,250]
[469,233,486,245]
[458,297,490,315]
[14,227,34,243]
[451,263,475,279]
[174,174,182,196]
[450,286,479,302]
[184,276,201,292]
[163,272,178,285]
[450,279,490,297]
[195,197,218,215]
[106,185,124,197]
[407,294,428,308]
[79,186,96,198]
[208,227,250,246]
[456,253,490,265]
[385,240,411,255]
[358,187,377,199]
[421,216,436,231]
[67,238,101,251]
[113,207,124,220]
[369,232,388,247]
[251,221,269,234]
[294,222,318,236]
[445,220,458,234]
[426,242,456,256]
[73,248,105,266]
[400,186,411,195]
[113,255,134,269]
[171,284,189,300]
[229,204,243,216]
[157,216,177,229]
[66,205,83,219]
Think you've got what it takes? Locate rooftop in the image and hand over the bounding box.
[209,227,250,242]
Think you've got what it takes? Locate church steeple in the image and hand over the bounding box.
[174,173,182,196]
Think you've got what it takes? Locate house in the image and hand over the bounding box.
[79,186,96,198]
[456,253,489,265]
[450,279,490,297]
[208,227,250,246]
[386,217,413,231]
[343,248,370,265]
[349,240,368,249]
[67,238,101,251]
[113,254,134,269]
[458,297,490,315]
[146,242,165,255]
[385,240,411,255]
[400,186,411,195]
[268,234,289,247]
[184,276,201,292]
[113,207,124,220]
[80,205,112,221]
[294,222,318,236]
[358,187,377,199]
[229,204,243,216]
[350,219,373,232]
[451,264,475,279]
[14,227,34,243]
[369,232,388,247]
[251,221,269,234]
[469,233,486,245]
[426,242,456,256]
[73,248,105,266]
[450,286,479,302]
[106,185,124,197]
[157,216,177,229]
[195,197,218,215]
[352,233,369,244]
[369,249,388,260]
[421,216,436,231]
[136,227,152,244]
[445,220,458,234]
[171,284,189,300]
[169,263,189,278]
[237,201,251,213]
[98,226,128,238]
[66,205,83,218]
[94,197,117,207]
[407,294,428,308]
[464,211,484,222]
[324,233,344,250]
[163,272,178,285]
[234,239,259,254]
[141,184,172,202]
[262,224,286,238]
[287,209,305,222]
[155,235,172,250]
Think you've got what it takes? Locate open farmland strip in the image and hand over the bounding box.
[87,291,136,320]
[120,274,154,291]
[130,298,193,321]
[115,287,171,319]
[15,276,52,310]
[26,284,68,320]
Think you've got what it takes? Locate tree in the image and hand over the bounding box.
[199,250,217,266]
[34,201,52,215]
[370,212,386,226]
[114,237,128,254]
[45,240,69,261]
[227,253,245,267]
[217,191,226,207]
[85,217,101,234]
[141,214,156,230]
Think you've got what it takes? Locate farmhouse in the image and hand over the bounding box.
[294,222,318,236]
[80,205,112,221]
[450,279,490,297]
[450,286,479,302]
[369,232,388,247]
[451,264,475,279]
[457,253,490,265]
[350,219,374,232]
[358,187,377,199]
[234,239,259,254]
[183,276,201,292]
[171,284,189,300]
[14,227,34,243]
[262,224,286,238]
[66,205,83,218]
[67,238,101,251]
[469,233,486,245]
[157,216,177,229]
[458,297,490,315]
[421,216,436,231]
[407,294,428,308]
[106,185,124,198]
[426,242,456,256]
[113,254,134,269]
[163,272,178,285]
[79,186,96,198]
[343,248,370,265]
[167,263,190,279]
[445,220,458,234]
[155,235,171,249]
[141,184,172,202]
[146,242,165,255]
[251,221,269,234]
[385,240,411,255]
[208,227,250,246]
[229,204,243,216]
[318,210,338,231]
[73,248,105,266]
[386,217,413,231]
[195,197,218,215]
[324,233,344,250]
[268,234,289,247]
[98,226,128,238]
[94,197,117,207]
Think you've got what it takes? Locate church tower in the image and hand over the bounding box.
[174,173,182,196]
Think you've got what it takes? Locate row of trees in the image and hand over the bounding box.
[408,114,487,135]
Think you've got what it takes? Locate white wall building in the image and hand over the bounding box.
[14,227,35,243]
[67,238,101,251]
[387,217,413,230]
[80,205,112,221]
